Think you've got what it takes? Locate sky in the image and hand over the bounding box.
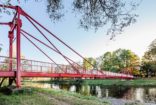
[0,0,156,64]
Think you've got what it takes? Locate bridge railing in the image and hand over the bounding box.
[0,55,99,75]
[0,56,134,78]
[21,59,77,74]
[0,56,16,71]
[0,55,82,74]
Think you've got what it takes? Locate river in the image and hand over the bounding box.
[24,81,156,104]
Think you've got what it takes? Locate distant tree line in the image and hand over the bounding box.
[83,38,156,77]
[83,48,140,76]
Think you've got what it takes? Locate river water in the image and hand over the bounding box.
[24,82,156,104]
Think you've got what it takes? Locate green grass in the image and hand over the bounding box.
[85,78,156,86]
[0,87,110,105]
[50,78,156,87]
[1,78,155,105]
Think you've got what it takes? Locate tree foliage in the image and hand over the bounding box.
[141,39,156,77]
[2,0,142,38]
[47,0,141,37]
[149,39,156,57]
[100,49,140,74]
[0,44,2,52]
[100,52,113,71]
[83,57,96,70]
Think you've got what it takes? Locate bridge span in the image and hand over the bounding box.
[0,56,133,79]
[0,5,133,88]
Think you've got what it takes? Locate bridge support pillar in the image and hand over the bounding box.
[16,6,22,88]
[8,22,14,86]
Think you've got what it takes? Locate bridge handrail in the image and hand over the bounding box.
[0,55,134,78]
[0,55,64,65]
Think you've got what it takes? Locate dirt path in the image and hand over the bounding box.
[37,92,71,105]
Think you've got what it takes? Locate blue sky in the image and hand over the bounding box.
[0,0,156,64]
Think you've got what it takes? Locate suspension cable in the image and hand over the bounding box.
[21,29,83,70]
[24,17,80,74]
[22,10,95,69]
[21,32,64,73]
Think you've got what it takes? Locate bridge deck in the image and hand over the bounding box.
[0,56,134,79]
[0,71,133,79]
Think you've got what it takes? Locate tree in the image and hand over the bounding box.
[2,0,141,38]
[141,39,156,77]
[100,52,114,71]
[141,52,156,77]
[100,49,140,74]
[113,49,140,74]
[83,57,96,70]
[0,44,2,52]
[149,39,156,58]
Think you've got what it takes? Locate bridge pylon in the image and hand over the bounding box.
[0,5,22,88]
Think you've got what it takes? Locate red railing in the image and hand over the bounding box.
[0,55,133,79]
[0,55,77,74]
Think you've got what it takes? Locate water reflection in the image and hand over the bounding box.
[51,84,156,103]
[69,85,76,92]
[51,84,60,90]
[24,82,156,103]
[135,88,144,102]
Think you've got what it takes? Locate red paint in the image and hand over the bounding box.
[9,22,14,72]
[16,6,22,88]
[0,71,15,77]
[21,30,83,72]
[0,5,134,88]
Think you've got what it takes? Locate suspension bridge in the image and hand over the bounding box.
[0,5,133,88]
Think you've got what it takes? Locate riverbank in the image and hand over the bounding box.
[0,87,109,105]
[1,78,156,105]
[0,87,154,105]
[50,78,156,87]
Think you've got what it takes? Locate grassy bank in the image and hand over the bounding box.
[0,87,109,105]
[1,78,154,105]
[50,78,156,87]
[84,78,156,86]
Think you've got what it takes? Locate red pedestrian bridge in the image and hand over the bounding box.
[0,5,133,88]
